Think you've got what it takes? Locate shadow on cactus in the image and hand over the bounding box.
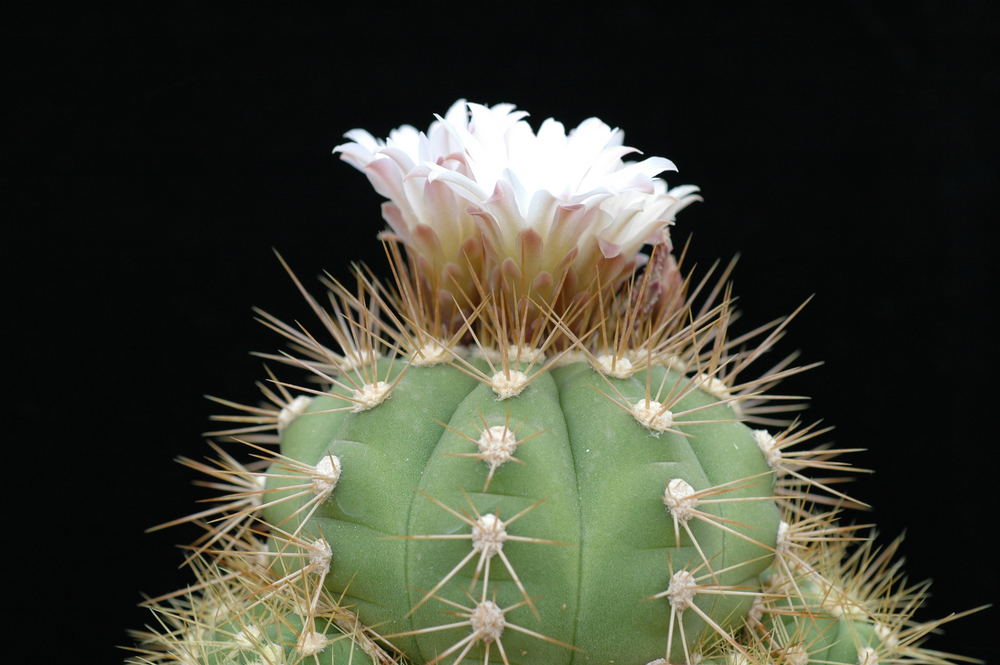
[127,100,983,665]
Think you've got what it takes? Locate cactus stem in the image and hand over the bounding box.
[490,369,529,399]
[202,366,309,442]
[631,397,675,432]
[469,599,506,642]
[276,394,312,431]
[663,478,699,524]
[276,251,389,371]
[296,629,330,656]
[443,298,577,398]
[145,441,267,546]
[471,513,507,556]
[437,410,545,490]
[400,492,563,620]
[693,372,738,406]
[269,339,407,412]
[410,339,454,366]
[214,441,341,538]
[662,473,775,579]
[674,293,820,429]
[857,646,879,665]
[384,593,577,665]
[594,352,636,378]
[251,305,347,376]
[749,420,871,511]
[309,453,342,497]
[653,556,777,660]
[244,529,335,611]
[593,373,737,439]
[350,380,392,411]
[781,645,809,665]
[505,344,546,364]
[872,622,898,650]
[755,533,990,665]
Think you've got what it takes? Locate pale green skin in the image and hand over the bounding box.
[762,573,881,664]
[206,608,377,665]
[266,360,780,664]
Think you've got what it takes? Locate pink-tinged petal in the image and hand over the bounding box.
[537,117,567,144]
[566,187,615,206]
[640,222,673,246]
[665,187,704,215]
[413,253,434,278]
[437,286,456,309]
[376,146,417,173]
[468,207,505,264]
[573,146,643,188]
[443,262,465,280]
[481,179,527,239]
[432,111,471,155]
[437,151,470,169]
[466,206,493,222]
[467,206,503,248]
[484,181,505,205]
[425,164,489,202]
[532,270,553,291]
[363,157,406,200]
[570,117,619,150]
[402,163,433,183]
[556,244,579,269]
[386,124,422,154]
[553,204,602,250]
[380,203,409,238]
[598,238,622,259]
[343,127,380,142]
[516,228,544,265]
[338,128,382,152]
[605,156,677,188]
[482,181,525,256]
[500,257,522,282]
[420,179,461,234]
[595,253,631,288]
[413,223,442,256]
[668,184,701,199]
[586,145,641,172]
[524,189,560,236]
[459,236,484,262]
[443,98,469,127]
[333,142,379,171]
[335,99,699,312]
[500,167,531,215]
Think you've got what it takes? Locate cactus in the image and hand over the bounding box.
[128,100,979,665]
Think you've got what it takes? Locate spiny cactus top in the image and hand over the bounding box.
[129,101,979,665]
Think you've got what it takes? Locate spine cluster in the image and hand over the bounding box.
[125,243,979,665]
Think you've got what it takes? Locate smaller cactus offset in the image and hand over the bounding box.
[128,100,981,665]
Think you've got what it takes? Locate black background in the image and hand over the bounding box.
[7,4,997,663]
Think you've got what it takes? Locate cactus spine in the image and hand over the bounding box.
[128,100,978,665]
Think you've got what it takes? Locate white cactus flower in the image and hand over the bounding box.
[334,100,699,315]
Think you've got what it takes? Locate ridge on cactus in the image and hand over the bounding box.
[127,100,982,665]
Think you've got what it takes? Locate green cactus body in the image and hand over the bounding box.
[754,567,883,665]
[206,609,377,665]
[265,358,779,664]
[128,100,976,665]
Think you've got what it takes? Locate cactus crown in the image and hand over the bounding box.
[126,100,981,665]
